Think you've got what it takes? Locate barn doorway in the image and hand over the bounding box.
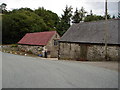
[80,45,88,61]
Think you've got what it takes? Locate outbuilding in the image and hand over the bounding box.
[18,31,60,58]
[58,19,120,61]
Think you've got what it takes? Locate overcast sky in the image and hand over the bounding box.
[0,0,119,17]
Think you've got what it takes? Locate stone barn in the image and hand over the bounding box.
[18,31,60,58]
[58,19,120,61]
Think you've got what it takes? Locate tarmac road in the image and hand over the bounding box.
[0,52,2,89]
[2,52,118,88]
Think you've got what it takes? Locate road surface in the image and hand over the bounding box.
[2,52,118,88]
[0,52,2,89]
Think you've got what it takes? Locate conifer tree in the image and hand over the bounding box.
[72,8,81,23]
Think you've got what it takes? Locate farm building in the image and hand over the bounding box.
[18,31,60,58]
[58,19,120,61]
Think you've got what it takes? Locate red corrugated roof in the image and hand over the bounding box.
[18,31,56,45]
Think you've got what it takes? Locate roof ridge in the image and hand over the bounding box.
[72,19,118,25]
[27,31,56,34]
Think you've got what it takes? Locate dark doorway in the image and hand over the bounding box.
[80,45,88,61]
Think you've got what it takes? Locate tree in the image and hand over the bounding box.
[2,7,60,44]
[106,14,111,19]
[57,5,73,36]
[34,7,60,30]
[118,12,120,19]
[90,10,93,16]
[0,3,7,14]
[61,5,73,24]
[79,7,87,21]
[103,11,111,19]
[19,8,33,12]
[84,15,104,22]
[112,15,115,19]
[2,10,48,44]
[0,3,7,10]
[72,8,81,23]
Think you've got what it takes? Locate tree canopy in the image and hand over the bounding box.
[2,3,114,44]
[84,15,104,22]
[2,10,48,43]
[35,7,59,30]
[72,7,87,23]
[84,10,112,22]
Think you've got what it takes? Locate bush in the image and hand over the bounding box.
[11,44,18,47]
[27,50,33,54]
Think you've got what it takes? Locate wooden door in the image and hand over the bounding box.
[80,45,88,61]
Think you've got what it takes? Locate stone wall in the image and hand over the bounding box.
[87,45,119,61]
[45,32,60,58]
[2,45,19,52]
[59,42,119,61]
[59,43,81,60]
[18,45,43,55]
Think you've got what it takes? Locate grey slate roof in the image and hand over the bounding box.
[59,19,120,45]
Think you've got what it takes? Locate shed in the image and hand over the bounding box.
[18,31,60,58]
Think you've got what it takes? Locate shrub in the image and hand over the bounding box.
[11,44,18,47]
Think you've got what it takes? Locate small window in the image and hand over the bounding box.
[54,40,59,46]
[55,35,57,38]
